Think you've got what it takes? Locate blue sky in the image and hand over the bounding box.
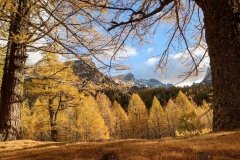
[25,15,209,87]
[25,24,209,87]
[0,1,209,87]
[106,23,210,87]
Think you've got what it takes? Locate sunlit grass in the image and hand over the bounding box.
[1,131,240,160]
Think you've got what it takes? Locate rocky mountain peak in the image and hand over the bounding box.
[124,73,135,81]
[112,73,173,88]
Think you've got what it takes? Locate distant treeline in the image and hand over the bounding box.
[104,84,213,110]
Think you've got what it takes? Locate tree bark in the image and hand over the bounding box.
[199,0,240,131]
[48,99,58,142]
[0,0,28,141]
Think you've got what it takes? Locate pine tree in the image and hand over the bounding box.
[112,101,128,139]
[77,95,109,141]
[96,92,115,138]
[128,93,148,139]
[148,96,167,138]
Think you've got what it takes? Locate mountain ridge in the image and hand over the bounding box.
[112,72,174,88]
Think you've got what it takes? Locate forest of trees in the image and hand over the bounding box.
[19,55,212,142]
[104,83,213,112]
[21,88,212,142]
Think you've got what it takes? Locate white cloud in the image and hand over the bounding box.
[103,46,138,61]
[146,57,160,66]
[143,45,210,86]
[121,46,137,57]
[147,48,153,53]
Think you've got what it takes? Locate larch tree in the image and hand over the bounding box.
[197,101,213,130]
[77,95,109,141]
[149,96,167,138]
[96,92,116,138]
[0,0,120,140]
[21,99,50,140]
[53,107,72,141]
[112,100,128,139]
[30,99,51,141]
[175,91,196,114]
[20,101,33,139]
[57,106,79,142]
[128,93,148,139]
[83,0,240,131]
[0,0,29,140]
[25,51,80,141]
[165,98,181,136]
[175,91,204,135]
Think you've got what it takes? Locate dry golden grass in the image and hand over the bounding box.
[1,131,240,160]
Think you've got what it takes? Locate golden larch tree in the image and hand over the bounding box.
[175,91,204,136]
[77,95,110,141]
[165,98,181,136]
[128,93,148,139]
[112,100,128,139]
[149,96,167,138]
[25,51,80,141]
[96,92,116,138]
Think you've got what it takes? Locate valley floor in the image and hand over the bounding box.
[1,131,240,160]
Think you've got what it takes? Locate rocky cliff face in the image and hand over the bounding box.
[72,59,116,86]
[112,73,174,88]
[112,73,135,86]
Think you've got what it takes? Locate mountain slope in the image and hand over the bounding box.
[112,73,173,88]
[72,59,116,86]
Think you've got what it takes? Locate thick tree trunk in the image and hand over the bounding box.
[200,0,240,131]
[50,128,58,142]
[0,0,28,141]
[49,99,58,141]
[50,116,58,141]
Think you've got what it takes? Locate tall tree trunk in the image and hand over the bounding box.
[48,99,58,141]
[0,0,28,141]
[199,0,240,131]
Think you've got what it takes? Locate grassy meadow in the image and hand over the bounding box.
[1,131,240,160]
